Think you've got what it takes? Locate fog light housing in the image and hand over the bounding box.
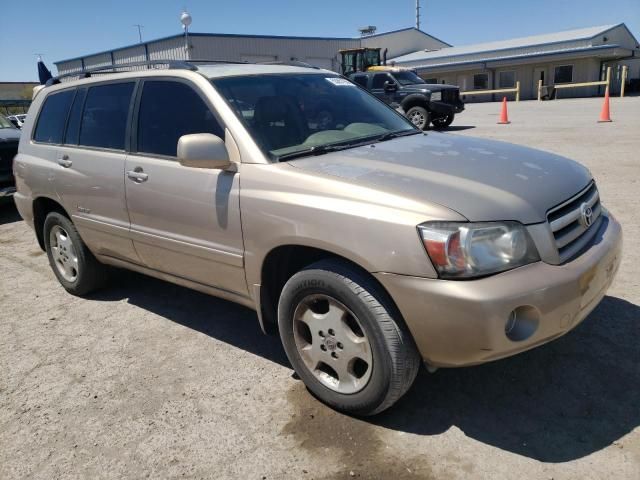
[504,306,539,342]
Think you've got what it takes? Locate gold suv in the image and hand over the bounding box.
[14,62,622,415]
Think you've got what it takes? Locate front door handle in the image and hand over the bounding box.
[126,168,148,183]
[57,154,72,168]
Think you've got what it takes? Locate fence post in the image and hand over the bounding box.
[605,66,612,95]
[516,81,520,102]
[537,79,542,101]
[621,65,628,98]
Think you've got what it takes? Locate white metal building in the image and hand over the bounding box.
[54,28,450,75]
[390,23,640,101]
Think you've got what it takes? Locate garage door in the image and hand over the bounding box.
[241,54,277,64]
[306,57,334,71]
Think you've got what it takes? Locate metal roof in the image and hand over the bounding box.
[55,28,443,65]
[391,24,626,64]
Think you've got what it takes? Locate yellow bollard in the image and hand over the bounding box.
[621,65,628,98]
[537,79,542,101]
[516,81,520,102]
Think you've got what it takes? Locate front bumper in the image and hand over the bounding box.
[430,100,465,115]
[375,212,622,367]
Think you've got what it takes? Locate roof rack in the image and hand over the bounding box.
[45,58,321,87]
[45,60,198,86]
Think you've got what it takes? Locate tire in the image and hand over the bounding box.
[431,113,455,130]
[43,212,108,296]
[278,259,420,416]
[405,106,430,130]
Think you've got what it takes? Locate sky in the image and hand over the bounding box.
[1,0,639,82]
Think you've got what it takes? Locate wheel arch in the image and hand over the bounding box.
[32,196,71,251]
[400,94,430,112]
[257,244,402,336]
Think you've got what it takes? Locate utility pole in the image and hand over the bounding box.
[133,24,144,43]
[416,0,421,30]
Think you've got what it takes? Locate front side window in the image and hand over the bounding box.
[372,73,394,89]
[137,81,224,157]
[554,65,573,84]
[33,89,75,144]
[499,71,516,88]
[473,73,489,90]
[212,73,417,161]
[79,82,134,150]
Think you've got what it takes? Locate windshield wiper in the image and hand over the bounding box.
[276,144,349,162]
[376,130,422,142]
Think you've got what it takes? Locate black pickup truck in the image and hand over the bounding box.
[349,69,464,130]
[0,116,20,201]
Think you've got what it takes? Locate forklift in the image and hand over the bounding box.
[339,47,387,75]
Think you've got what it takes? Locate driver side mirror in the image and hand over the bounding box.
[177,133,231,169]
[384,80,397,92]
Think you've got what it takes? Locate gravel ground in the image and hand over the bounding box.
[1,96,639,480]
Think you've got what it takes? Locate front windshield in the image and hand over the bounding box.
[212,73,418,160]
[393,71,425,86]
[0,116,15,129]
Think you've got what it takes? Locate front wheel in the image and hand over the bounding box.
[405,106,430,130]
[278,259,420,416]
[431,113,455,130]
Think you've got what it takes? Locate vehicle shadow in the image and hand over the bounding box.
[89,269,290,367]
[372,295,640,463]
[440,125,476,132]
[90,270,639,462]
[0,200,22,225]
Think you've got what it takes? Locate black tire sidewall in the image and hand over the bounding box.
[278,268,394,414]
[43,212,98,295]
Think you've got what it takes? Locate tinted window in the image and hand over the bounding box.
[554,65,573,84]
[352,75,368,87]
[79,82,134,150]
[137,81,224,157]
[423,78,437,84]
[64,88,87,145]
[499,71,516,88]
[473,73,488,90]
[372,73,393,89]
[33,90,74,144]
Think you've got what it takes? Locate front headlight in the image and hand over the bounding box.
[430,91,442,101]
[418,222,540,279]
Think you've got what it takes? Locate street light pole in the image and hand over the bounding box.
[180,11,192,60]
[133,24,144,43]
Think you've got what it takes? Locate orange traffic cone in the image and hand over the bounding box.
[498,97,510,124]
[598,88,612,123]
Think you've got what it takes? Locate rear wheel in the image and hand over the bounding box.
[44,212,108,295]
[405,106,430,130]
[278,259,420,415]
[431,113,455,130]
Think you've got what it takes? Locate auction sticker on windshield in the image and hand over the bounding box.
[326,77,355,86]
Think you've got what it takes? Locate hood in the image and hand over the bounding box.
[0,128,21,143]
[422,83,459,92]
[288,132,592,224]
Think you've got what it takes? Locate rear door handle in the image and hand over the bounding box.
[126,169,148,183]
[57,154,72,168]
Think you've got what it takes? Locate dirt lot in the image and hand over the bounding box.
[1,96,639,479]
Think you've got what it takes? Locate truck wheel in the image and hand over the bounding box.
[43,212,108,296]
[278,259,420,416]
[405,106,430,130]
[432,114,455,130]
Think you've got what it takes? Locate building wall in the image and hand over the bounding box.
[421,57,606,102]
[361,29,449,59]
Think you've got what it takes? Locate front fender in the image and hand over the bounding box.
[400,93,430,111]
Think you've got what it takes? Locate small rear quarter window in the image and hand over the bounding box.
[33,89,75,144]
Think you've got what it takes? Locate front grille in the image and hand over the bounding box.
[547,182,602,262]
[441,89,459,104]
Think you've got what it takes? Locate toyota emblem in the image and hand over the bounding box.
[580,203,594,227]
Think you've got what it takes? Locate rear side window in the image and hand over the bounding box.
[79,82,134,150]
[136,81,224,157]
[33,90,74,144]
[352,75,368,87]
[64,88,87,145]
